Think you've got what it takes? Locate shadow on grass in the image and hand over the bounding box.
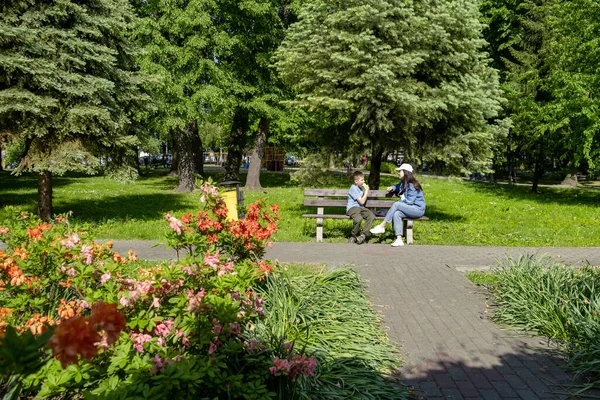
[0,171,74,191]
[54,193,194,223]
[466,180,600,207]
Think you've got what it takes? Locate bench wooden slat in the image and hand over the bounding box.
[304,199,397,207]
[304,189,392,197]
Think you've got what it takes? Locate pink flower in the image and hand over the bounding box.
[130,333,153,353]
[175,329,190,347]
[229,323,241,334]
[151,297,161,308]
[208,339,219,354]
[67,267,77,277]
[270,357,291,375]
[60,233,80,249]
[165,213,183,235]
[151,354,165,373]
[100,271,111,284]
[119,297,130,307]
[218,262,235,277]
[80,244,93,264]
[154,320,174,337]
[187,289,206,312]
[204,251,221,268]
[0,227,9,235]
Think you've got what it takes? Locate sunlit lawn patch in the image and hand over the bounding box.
[1,169,599,246]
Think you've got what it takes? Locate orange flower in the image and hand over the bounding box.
[39,223,53,231]
[113,252,124,263]
[48,316,101,368]
[89,302,126,345]
[12,247,28,260]
[24,313,55,335]
[127,249,138,262]
[0,308,13,338]
[56,299,83,319]
[26,227,43,240]
[59,277,72,288]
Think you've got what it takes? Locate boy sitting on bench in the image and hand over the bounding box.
[346,171,376,244]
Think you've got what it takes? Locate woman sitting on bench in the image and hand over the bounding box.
[369,163,426,247]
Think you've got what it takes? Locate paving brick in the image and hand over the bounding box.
[467,371,494,389]
[418,381,442,397]
[448,367,470,381]
[433,373,457,389]
[441,388,465,400]
[480,389,503,400]
[492,380,519,398]
[504,374,529,390]
[455,380,480,397]
[516,389,541,400]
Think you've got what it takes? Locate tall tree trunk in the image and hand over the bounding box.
[368,141,384,189]
[532,149,544,193]
[169,137,178,176]
[192,123,204,176]
[245,118,269,190]
[0,146,3,171]
[174,120,198,192]
[38,170,52,222]
[224,108,249,181]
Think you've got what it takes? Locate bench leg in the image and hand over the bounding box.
[316,205,324,242]
[316,218,323,242]
[405,220,414,244]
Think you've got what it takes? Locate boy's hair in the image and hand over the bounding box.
[352,171,364,181]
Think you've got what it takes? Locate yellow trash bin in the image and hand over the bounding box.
[221,189,238,221]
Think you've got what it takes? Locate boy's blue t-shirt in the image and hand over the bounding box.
[346,185,364,212]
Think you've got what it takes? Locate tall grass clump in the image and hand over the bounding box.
[489,255,600,392]
[254,267,409,399]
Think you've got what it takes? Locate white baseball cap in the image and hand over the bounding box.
[395,163,413,173]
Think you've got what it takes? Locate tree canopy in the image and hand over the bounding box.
[0,0,150,219]
[276,0,505,187]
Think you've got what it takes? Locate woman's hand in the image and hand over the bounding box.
[386,186,393,192]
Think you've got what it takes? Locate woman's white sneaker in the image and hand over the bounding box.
[370,224,386,234]
[391,237,404,247]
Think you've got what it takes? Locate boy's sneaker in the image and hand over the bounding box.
[370,224,385,234]
[348,236,357,244]
[356,234,366,245]
[391,237,404,247]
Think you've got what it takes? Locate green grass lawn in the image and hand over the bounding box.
[1,169,599,246]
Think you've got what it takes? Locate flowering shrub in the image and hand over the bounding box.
[164,178,280,261]
[0,183,315,399]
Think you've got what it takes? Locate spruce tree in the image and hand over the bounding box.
[276,0,505,186]
[0,0,150,220]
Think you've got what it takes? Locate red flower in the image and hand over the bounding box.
[89,302,126,345]
[48,316,101,368]
[207,234,218,244]
[181,214,193,225]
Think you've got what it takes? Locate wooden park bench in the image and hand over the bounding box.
[303,189,429,244]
